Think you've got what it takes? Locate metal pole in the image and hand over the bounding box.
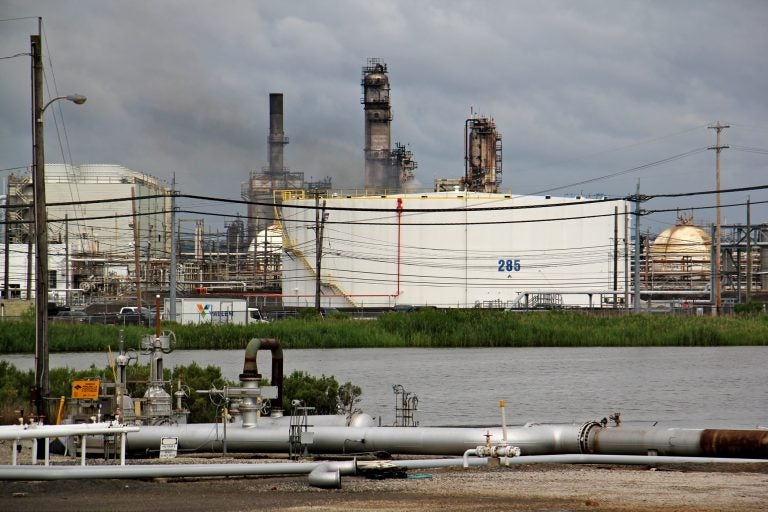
[263,223,268,289]
[3,177,10,299]
[314,194,320,312]
[613,206,618,308]
[169,174,177,322]
[32,33,49,419]
[633,182,641,313]
[624,204,629,311]
[64,214,69,307]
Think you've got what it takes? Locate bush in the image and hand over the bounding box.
[171,362,232,423]
[282,370,361,415]
[0,361,33,422]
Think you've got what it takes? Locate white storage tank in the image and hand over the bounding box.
[280,191,631,309]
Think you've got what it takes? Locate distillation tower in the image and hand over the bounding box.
[361,59,417,191]
[464,115,503,193]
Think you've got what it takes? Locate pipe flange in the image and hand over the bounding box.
[578,421,602,454]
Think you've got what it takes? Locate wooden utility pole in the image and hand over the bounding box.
[131,187,142,309]
[314,195,327,313]
[32,32,48,418]
[633,182,642,313]
[263,224,268,289]
[708,122,729,315]
[169,174,177,322]
[746,197,752,302]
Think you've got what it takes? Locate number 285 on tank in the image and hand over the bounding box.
[497,258,521,272]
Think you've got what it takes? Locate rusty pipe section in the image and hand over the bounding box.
[587,426,768,459]
[240,338,283,410]
[699,429,768,458]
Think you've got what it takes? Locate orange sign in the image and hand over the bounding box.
[71,380,100,399]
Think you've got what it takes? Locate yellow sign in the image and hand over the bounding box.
[71,380,100,399]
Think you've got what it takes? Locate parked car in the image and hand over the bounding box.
[117,306,156,326]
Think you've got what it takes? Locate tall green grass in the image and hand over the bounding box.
[1,310,767,354]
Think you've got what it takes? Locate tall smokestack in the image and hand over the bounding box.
[244,93,291,242]
[269,93,287,176]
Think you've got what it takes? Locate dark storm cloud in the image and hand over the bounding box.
[1,0,767,231]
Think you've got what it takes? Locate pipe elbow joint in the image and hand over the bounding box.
[308,463,341,489]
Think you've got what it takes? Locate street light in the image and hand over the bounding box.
[31,33,86,420]
[42,94,87,112]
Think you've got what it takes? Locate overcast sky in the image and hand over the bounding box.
[2,0,767,234]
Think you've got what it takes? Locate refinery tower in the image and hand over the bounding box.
[361,58,417,192]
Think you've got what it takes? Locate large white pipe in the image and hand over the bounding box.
[125,423,583,455]
[0,460,356,481]
[124,422,768,459]
[0,457,488,483]
[0,422,140,441]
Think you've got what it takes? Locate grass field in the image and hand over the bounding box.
[1,309,766,353]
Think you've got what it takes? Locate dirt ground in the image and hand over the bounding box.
[1,443,767,512]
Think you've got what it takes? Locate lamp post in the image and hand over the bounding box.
[31,33,86,420]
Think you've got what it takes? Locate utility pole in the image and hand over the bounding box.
[131,187,142,309]
[263,225,268,289]
[3,182,10,299]
[633,181,643,313]
[314,195,327,313]
[32,32,48,418]
[169,174,177,322]
[633,180,648,313]
[708,122,729,315]
[613,206,618,308]
[29,28,85,418]
[624,204,629,311]
[746,197,752,303]
[145,231,151,294]
[64,213,69,307]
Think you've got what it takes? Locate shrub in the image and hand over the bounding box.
[281,370,361,415]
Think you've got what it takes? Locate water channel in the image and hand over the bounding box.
[3,347,766,429]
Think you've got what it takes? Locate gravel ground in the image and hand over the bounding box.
[2,442,768,511]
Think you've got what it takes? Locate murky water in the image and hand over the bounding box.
[3,347,766,428]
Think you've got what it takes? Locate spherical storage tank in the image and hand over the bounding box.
[649,221,711,274]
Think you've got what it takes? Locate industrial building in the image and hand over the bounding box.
[279,191,631,309]
[2,164,170,301]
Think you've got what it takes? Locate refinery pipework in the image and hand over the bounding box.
[3,336,768,489]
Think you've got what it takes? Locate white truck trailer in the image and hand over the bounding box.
[164,297,267,325]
